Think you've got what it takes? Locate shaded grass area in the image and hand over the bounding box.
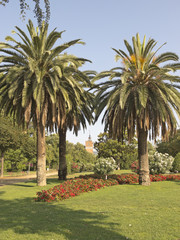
[0,177,180,240]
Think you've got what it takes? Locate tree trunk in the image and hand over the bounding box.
[58,126,67,180]
[27,162,30,175]
[138,128,150,186]
[36,122,46,186]
[0,151,4,178]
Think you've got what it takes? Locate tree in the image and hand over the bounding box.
[5,148,28,172]
[0,20,86,185]
[20,130,36,171]
[57,89,94,180]
[58,86,94,180]
[66,141,95,174]
[0,0,50,26]
[0,115,20,177]
[95,33,180,185]
[157,129,180,157]
[46,57,94,180]
[94,132,138,169]
[72,142,95,165]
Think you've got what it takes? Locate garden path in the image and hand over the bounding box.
[0,171,57,185]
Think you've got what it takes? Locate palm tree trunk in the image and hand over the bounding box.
[0,151,4,178]
[36,122,46,186]
[138,128,150,186]
[58,126,67,180]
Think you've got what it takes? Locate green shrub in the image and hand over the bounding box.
[172,152,180,173]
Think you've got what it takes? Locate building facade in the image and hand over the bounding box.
[85,135,93,154]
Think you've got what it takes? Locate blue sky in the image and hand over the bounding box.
[0,0,180,145]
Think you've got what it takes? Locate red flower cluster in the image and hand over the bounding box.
[131,161,139,173]
[109,174,139,184]
[35,178,118,202]
[150,174,180,182]
[78,173,180,184]
[35,174,180,202]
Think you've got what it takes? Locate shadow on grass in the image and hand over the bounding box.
[9,183,35,187]
[0,178,62,186]
[174,181,180,185]
[12,178,63,186]
[0,193,131,240]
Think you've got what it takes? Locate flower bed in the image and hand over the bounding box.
[35,178,118,202]
[35,174,180,202]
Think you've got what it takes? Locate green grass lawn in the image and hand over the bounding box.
[0,174,179,240]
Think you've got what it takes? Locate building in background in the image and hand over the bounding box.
[85,134,93,154]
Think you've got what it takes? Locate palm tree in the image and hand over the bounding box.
[95,33,180,185]
[58,89,94,180]
[46,61,95,180]
[0,20,87,186]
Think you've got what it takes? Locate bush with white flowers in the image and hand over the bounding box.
[94,157,117,177]
[149,151,174,174]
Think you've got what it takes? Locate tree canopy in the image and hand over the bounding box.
[157,129,180,157]
[0,114,20,153]
[94,132,138,169]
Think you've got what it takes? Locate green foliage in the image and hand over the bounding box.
[4,149,28,171]
[70,142,95,164]
[66,153,73,174]
[157,129,180,157]
[20,131,36,164]
[94,157,117,177]
[0,115,36,172]
[172,152,180,172]
[149,151,174,174]
[44,134,95,173]
[66,141,95,173]
[94,132,138,169]
[46,134,59,169]
[0,115,20,153]
[148,142,156,154]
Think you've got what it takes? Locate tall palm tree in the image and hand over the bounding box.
[0,20,87,186]
[46,61,95,180]
[58,88,94,180]
[95,33,180,185]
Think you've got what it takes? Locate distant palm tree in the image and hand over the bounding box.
[0,20,87,186]
[95,33,180,185]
